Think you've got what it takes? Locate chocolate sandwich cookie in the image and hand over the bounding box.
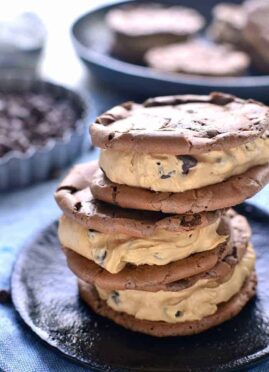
[62,210,250,292]
[55,162,221,237]
[90,93,269,212]
[207,3,247,48]
[79,271,257,337]
[106,4,205,62]
[145,40,250,76]
[59,197,228,276]
[90,163,269,214]
[79,246,256,337]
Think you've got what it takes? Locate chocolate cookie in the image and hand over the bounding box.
[106,4,205,62]
[90,163,269,214]
[78,271,257,337]
[207,3,247,48]
[244,1,269,72]
[63,210,250,292]
[90,93,269,155]
[145,41,250,76]
[55,162,221,237]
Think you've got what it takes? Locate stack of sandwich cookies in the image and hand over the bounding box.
[55,164,255,336]
[55,92,269,337]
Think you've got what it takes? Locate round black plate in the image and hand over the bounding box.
[71,0,269,100]
[11,204,269,372]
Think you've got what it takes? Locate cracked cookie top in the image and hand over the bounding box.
[54,162,221,237]
[90,92,269,155]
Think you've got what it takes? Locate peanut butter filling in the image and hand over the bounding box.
[100,136,269,192]
[58,216,227,274]
[96,245,255,323]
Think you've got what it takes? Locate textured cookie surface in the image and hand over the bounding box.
[207,3,246,47]
[90,93,269,155]
[78,272,257,337]
[90,163,269,214]
[244,1,269,72]
[145,41,250,76]
[55,162,221,237]
[64,210,251,292]
[106,5,204,37]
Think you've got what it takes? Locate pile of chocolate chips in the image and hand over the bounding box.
[0,92,79,157]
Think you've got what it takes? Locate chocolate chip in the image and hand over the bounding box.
[95,249,107,265]
[74,202,82,212]
[211,93,234,106]
[0,289,11,304]
[177,155,197,175]
[206,129,219,138]
[175,310,182,318]
[100,250,107,261]
[111,291,120,305]
[160,170,176,179]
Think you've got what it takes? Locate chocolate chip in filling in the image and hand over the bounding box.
[177,155,198,175]
[110,291,120,305]
[175,310,183,318]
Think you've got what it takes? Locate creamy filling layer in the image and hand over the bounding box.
[58,216,227,274]
[99,136,269,192]
[96,245,255,323]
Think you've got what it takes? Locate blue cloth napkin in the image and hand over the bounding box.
[0,151,98,372]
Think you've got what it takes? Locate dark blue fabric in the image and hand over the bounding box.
[0,245,89,372]
[0,151,97,372]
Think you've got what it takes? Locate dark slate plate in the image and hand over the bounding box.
[11,203,269,372]
[71,0,269,101]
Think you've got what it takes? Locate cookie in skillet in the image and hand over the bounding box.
[106,4,205,62]
[145,40,250,76]
[244,0,269,72]
[207,3,247,48]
